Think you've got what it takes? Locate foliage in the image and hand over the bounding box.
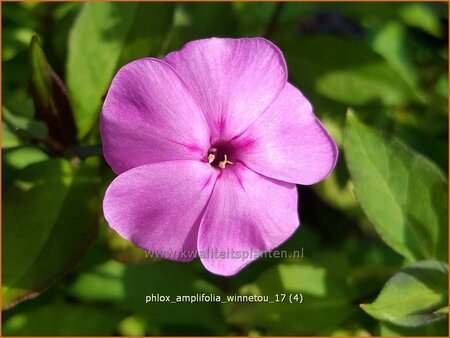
[2,2,448,336]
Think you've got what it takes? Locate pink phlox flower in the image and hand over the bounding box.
[101,37,338,276]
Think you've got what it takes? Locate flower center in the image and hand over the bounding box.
[207,144,234,169]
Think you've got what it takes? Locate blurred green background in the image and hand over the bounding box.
[2,1,448,336]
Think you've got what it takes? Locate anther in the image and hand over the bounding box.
[218,154,233,169]
[207,153,215,163]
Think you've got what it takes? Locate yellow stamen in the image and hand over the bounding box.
[218,154,233,169]
[224,154,233,165]
[207,153,215,163]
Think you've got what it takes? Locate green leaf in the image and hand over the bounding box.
[279,36,421,106]
[399,3,443,37]
[225,262,355,335]
[3,301,122,335]
[316,64,419,106]
[2,124,22,149]
[66,2,174,138]
[2,146,49,184]
[370,21,418,88]
[2,105,48,140]
[361,260,448,327]
[379,318,448,336]
[2,158,101,309]
[29,35,77,147]
[344,112,448,262]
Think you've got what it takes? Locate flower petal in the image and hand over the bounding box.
[198,164,299,276]
[236,83,338,185]
[100,58,210,174]
[103,160,217,261]
[164,38,287,142]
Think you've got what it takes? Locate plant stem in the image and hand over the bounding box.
[264,2,285,38]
